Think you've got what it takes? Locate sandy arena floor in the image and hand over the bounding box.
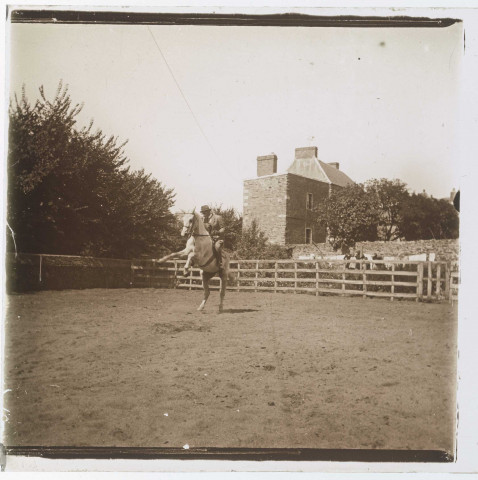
[3,288,457,453]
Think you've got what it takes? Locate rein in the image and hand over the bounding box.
[185,212,211,238]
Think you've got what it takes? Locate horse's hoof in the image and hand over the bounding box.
[183,270,190,277]
[218,306,224,314]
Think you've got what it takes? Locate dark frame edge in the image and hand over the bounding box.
[9,10,462,28]
[5,446,454,462]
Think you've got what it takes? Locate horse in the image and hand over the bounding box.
[156,210,231,313]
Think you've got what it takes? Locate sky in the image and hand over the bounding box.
[8,20,463,212]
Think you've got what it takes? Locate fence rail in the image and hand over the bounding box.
[132,258,459,303]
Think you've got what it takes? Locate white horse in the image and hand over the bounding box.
[157,210,230,312]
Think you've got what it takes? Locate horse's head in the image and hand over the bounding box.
[180,209,209,237]
[181,212,196,237]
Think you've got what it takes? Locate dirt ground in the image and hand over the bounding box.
[3,288,457,453]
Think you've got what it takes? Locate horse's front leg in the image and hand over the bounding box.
[198,272,213,311]
[157,248,188,264]
[183,252,195,277]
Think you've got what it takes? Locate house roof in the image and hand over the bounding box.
[319,160,354,187]
[286,149,354,187]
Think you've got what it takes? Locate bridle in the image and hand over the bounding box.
[184,211,211,238]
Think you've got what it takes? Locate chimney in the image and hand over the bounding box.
[294,146,318,160]
[257,154,277,177]
[328,162,340,170]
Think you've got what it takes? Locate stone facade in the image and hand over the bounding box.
[285,174,329,244]
[243,146,354,245]
[243,173,333,244]
[243,174,288,244]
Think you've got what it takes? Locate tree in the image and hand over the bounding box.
[398,193,459,240]
[8,82,177,258]
[365,178,409,240]
[92,168,177,258]
[234,220,290,259]
[315,177,459,249]
[314,183,381,251]
[210,205,242,251]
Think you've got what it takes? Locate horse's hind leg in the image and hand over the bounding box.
[218,271,227,313]
[198,272,213,311]
[183,252,195,277]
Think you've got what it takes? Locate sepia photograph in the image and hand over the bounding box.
[1,5,473,471]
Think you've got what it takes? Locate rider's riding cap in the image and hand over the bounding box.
[200,205,211,214]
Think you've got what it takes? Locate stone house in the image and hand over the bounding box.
[243,146,354,245]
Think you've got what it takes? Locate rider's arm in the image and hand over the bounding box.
[217,216,225,235]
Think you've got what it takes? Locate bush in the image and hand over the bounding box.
[233,220,291,260]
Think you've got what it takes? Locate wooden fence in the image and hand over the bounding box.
[132,259,460,303]
[7,253,133,292]
[7,253,459,302]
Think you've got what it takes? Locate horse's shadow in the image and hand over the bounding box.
[220,308,259,314]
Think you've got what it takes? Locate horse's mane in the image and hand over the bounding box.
[181,209,209,236]
[193,211,209,233]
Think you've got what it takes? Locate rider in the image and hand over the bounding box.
[200,205,225,273]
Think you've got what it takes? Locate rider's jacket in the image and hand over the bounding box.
[204,213,225,239]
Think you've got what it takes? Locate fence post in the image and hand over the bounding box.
[436,263,441,299]
[445,263,451,301]
[450,271,459,305]
[173,260,178,289]
[152,259,156,288]
[362,261,367,299]
[274,262,278,293]
[427,261,432,299]
[294,262,297,294]
[342,267,346,296]
[391,263,395,301]
[315,261,319,296]
[255,260,259,292]
[130,260,134,287]
[39,254,43,283]
[237,262,241,292]
[417,263,424,301]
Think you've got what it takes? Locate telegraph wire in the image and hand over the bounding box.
[147,26,235,180]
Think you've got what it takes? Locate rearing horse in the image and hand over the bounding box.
[157,210,230,312]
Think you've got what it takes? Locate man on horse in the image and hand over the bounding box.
[200,205,225,273]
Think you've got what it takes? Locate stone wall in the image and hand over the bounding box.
[243,174,288,244]
[285,174,329,244]
[290,238,459,262]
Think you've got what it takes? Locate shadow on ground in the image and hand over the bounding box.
[221,308,259,314]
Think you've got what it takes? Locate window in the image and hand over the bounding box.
[305,228,312,244]
[306,193,313,210]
